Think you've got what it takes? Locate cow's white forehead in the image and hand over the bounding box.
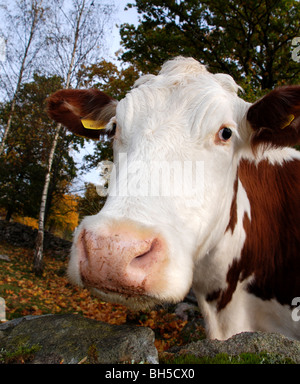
[116,57,245,140]
[134,56,240,95]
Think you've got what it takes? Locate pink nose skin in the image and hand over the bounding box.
[77,225,168,297]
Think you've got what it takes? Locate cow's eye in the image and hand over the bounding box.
[218,127,232,141]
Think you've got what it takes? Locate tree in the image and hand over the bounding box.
[77,59,140,100]
[0,73,78,222]
[77,182,107,219]
[47,191,79,239]
[0,0,53,155]
[44,0,116,85]
[120,0,300,91]
[33,0,116,275]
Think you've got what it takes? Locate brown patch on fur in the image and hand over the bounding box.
[206,289,221,303]
[225,174,238,234]
[207,157,300,310]
[47,89,117,139]
[247,86,300,150]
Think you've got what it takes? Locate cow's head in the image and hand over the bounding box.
[48,57,300,309]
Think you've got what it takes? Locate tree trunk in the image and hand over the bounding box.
[33,124,62,275]
[33,230,45,276]
[5,207,13,222]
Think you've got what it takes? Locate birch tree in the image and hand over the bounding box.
[0,0,52,156]
[33,0,116,275]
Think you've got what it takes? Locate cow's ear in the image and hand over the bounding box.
[47,89,117,139]
[247,86,300,149]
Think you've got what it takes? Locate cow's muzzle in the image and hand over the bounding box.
[74,222,169,298]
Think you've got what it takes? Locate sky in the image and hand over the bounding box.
[109,0,139,60]
[72,0,139,193]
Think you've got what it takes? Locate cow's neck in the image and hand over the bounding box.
[192,162,250,296]
[193,146,300,308]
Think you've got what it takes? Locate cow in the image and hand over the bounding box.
[47,57,300,340]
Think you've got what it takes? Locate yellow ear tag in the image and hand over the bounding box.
[81,119,106,130]
[280,114,294,130]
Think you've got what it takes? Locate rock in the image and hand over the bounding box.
[0,254,10,262]
[175,302,199,321]
[177,331,300,364]
[0,220,71,255]
[0,314,159,364]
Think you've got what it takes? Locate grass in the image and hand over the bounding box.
[160,352,296,364]
[0,344,42,364]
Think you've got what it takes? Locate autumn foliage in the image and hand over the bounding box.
[47,193,79,238]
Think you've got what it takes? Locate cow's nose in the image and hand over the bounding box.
[77,226,167,295]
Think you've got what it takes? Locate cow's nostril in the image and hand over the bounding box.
[129,238,160,269]
[136,240,156,258]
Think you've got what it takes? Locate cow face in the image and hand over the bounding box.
[47,57,300,310]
